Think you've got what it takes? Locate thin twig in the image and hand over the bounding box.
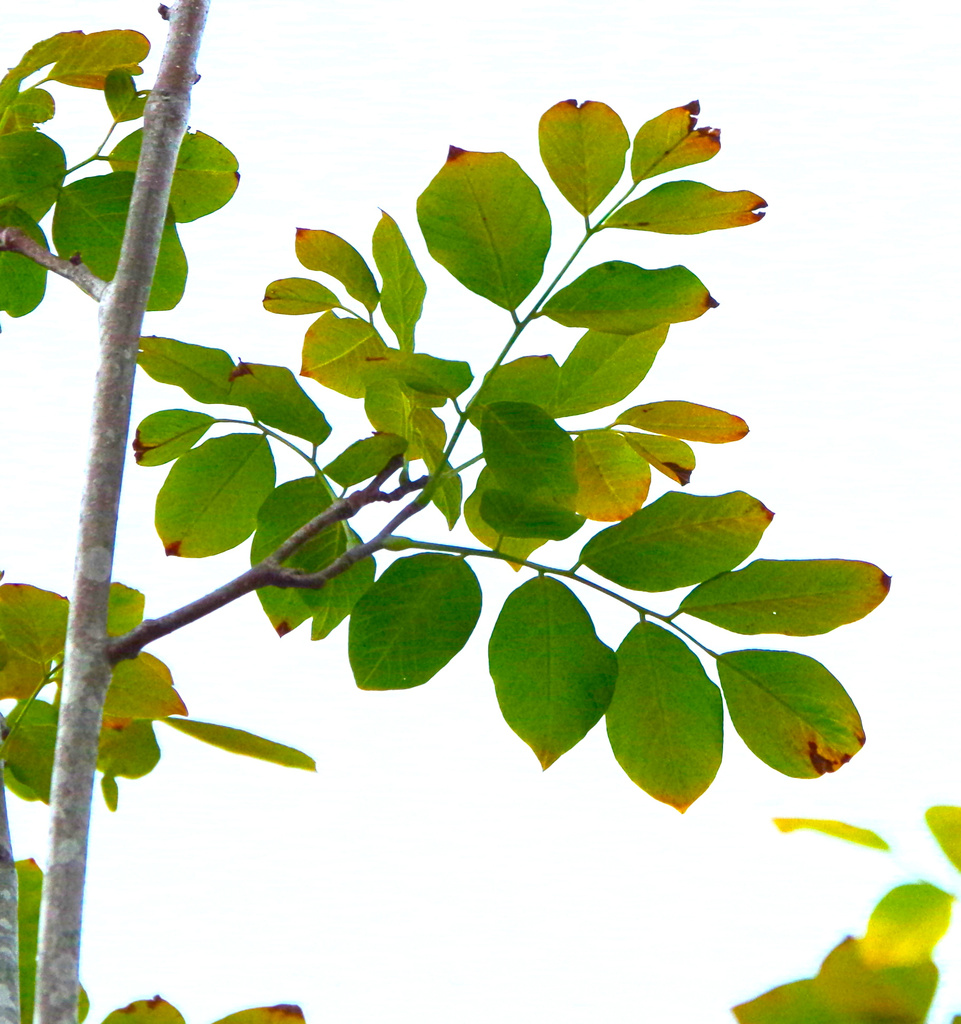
[0,228,107,301]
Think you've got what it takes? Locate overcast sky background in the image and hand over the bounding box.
[2,2,959,1022]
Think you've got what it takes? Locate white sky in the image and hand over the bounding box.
[2,1,959,1022]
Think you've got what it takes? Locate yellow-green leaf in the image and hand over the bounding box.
[105,652,186,719]
[773,818,890,851]
[605,180,767,234]
[263,277,341,315]
[0,131,65,220]
[295,228,379,312]
[464,468,547,569]
[324,433,408,488]
[228,362,332,446]
[620,431,695,486]
[860,883,954,968]
[163,717,316,771]
[106,582,145,637]
[301,312,388,398]
[211,1007,305,1024]
[0,584,68,664]
[0,206,48,317]
[101,999,184,1024]
[616,400,748,442]
[926,806,961,875]
[133,409,215,466]
[372,211,426,352]
[573,429,650,521]
[103,69,147,123]
[138,336,235,404]
[630,101,720,183]
[41,30,149,90]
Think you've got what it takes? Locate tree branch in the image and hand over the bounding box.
[0,228,107,301]
[0,717,18,1024]
[107,459,427,663]
[36,6,211,1024]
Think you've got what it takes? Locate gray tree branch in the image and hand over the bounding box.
[35,5,211,1024]
[0,716,18,1024]
[0,230,107,302]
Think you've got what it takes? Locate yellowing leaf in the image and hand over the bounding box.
[860,884,954,968]
[263,277,341,315]
[42,30,149,89]
[630,101,720,183]
[926,806,961,874]
[464,469,547,569]
[101,998,184,1024]
[105,653,186,719]
[163,718,316,771]
[573,429,650,521]
[773,818,890,851]
[605,180,767,234]
[211,1007,305,1024]
[616,400,748,442]
[295,229,379,312]
[301,312,388,398]
[620,431,695,485]
[0,584,68,664]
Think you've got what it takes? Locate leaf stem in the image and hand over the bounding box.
[215,418,324,474]
[0,662,60,764]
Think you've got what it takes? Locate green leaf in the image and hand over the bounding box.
[106,582,145,636]
[5,698,57,802]
[580,490,773,592]
[541,261,716,335]
[349,554,482,690]
[480,401,577,496]
[263,277,341,315]
[295,229,379,312]
[109,129,239,222]
[925,806,961,874]
[489,576,616,768]
[620,431,695,486]
[138,336,235,403]
[324,433,408,488]
[630,101,720,183]
[605,180,767,234]
[211,1007,305,1024]
[302,312,388,398]
[480,488,585,540]
[861,883,954,968]
[573,429,650,521]
[553,326,667,417]
[0,205,47,316]
[38,29,149,89]
[103,69,147,122]
[420,442,463,530]
[365,350,473,403]
[16,858,43,1024]
[538,99,629,216]
[163,717,316,771]
[308,546,375,640]
[679,559,891,636]
[0,644,47,700]
[717,649,864,779]
[52,172,186,310]
[228,362,331,445]
[133,409,216,466]
[101,998,185,1024]
[773,818,890,851]
[155,433,276,557]
[97,719,161,808]
[616,400,748,442]
[372,211,426,351]
[0,583,68,663]
[364,379,447,461]
[471,356,561,420]
[417,147,551,311]
[0,88,55,135]
[105,652,186,719]
[607,621,722,811]
[0,130,65,219]
[464,468,547,568]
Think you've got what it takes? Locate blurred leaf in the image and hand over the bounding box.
[106,582,145,636]
[480,488,584,540]
[163,717,316,771]
[105,652,186,719]
[679,559,891,635]
[133,409,216,466]
[324,433,408,488]
[542,261,715,335]
[138,336,235,403]
[100,775,119,812]
[925,806,961,874]
[0,583,68,663]
[156,433,276,557]
[580,490,773,592]
[773,818,890,851]
[307,542,375,640]
[109,129,239,222]
[616,400,748,442]
[0,205,47,316]
[489,576,616,768]
[372,211,426,351]
[480,401,577,497]
[630,101,720,183]
[98,718,161,808]
[605,180,766,234]
[302,312,388,398]
[17,858,43,1024]
[539,99,629,216]
[5,698,57,802]
[417,147,551,310]
[607,621,722,811]
[464,468,547,568]
[53,172,186,310]
[211,1007,305,1024]
[620,431,695,486]
[103,69,147,122]
[101,998,185,1024]
[861,883,954,968]
[717,649,864,779]
[39,30,149,89]
[263,277,341,315]
[349,554,482,689]
[0,130,65,219]
[295,229,379,312]
[0,88,55,134]
[573,429,650,521]
[228,362,331,445]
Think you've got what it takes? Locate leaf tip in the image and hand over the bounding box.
[163,540,181,557]
[228,360,253,381]
[683,100,700,115]
[269,1007,305,1022]
[706,294,720,309]
[446,145,467,162]
[275,621,293,638]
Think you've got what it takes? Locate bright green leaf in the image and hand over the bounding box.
[302,312,388,398]
[925,806,961,874]
[607,621,722,811]
[420,442,463,530]
[580,490,773,592]
[417,147,551,311]
[717,649,864,779]
[308,544,375,640]
[372,211,426,351]
[133,409,216,466]
[616,400,748,442]
[0,206,47,317]
[324,433,408,488]
[620,431,695,486]
[573,429,650,521]
[138,336,235,403]
[106,582,145,636]
[605,180,767,234]
[163,717,316,771]
[679,559,891,636]
[155,433,276,557]
[0,131,65,219]
[101,999,185,1024]
[480,488,585,540]
[630,101,720,183]
[295,229,379,312]
[0,583,68,664]
[861,883,954,968]
[263,277,341,315]
[480,401,577,496]
[349,554,482,689]
[773,818,890,851]
[228,362,331,445]
[105,652,186,719]
[489,576,616,768]
[104,69,147,122]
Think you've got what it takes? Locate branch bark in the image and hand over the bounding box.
[35,6,211,1024]
[0,230,107,302]
[0,718,19,1024]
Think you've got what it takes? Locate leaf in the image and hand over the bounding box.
[155,433,276,557]
[109,129,240,222]
[417,147,551,311]
[421,443,463,530]
[0,645,47,700]
[620,432,695,486]
[471,356,561,419]
[211,1007,305,1024]
[605,180,767,234]
[0,206,47,317]
[106,582,145,636]
[138,336,235,403]
[364,350,473,403]
[861,883,954,968]
[101,999,185,1024]
[17,858,43,1024]
[364,380,447,461]
[228,362,331,445]
[773,818,890,851]
[52,172,186,310]
[105,652,186,719]
[97,719,161,806]
[717,649,864,779]
[263,277,341,315]
[133,409,216,466]
[616,400,748,442]
[553,326,667,417]
[538,99,629,216]
[607,622,722,811]
[295,229,379,312]
[579,490,773,592]
[349,554,482,690]
[925,806,961,874]
[479,488,585,540]
[4,698,57,802]
[302,312,388,398]
[0,87,55,135]
[308,547,376,640]
[573,429,651,521]
[679,559,891,636]
[489,577,616,768]
[104,69,147,122]
[372,211,426,351]
[162,717,316,771]
[324,433,408,488]
[541,261,716,335]
[0,583,68,663]
[40,30,149,90]
[464,469,547,568]
[630,101,720,183]
[0,130,65,220]
[480,401,577,497]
